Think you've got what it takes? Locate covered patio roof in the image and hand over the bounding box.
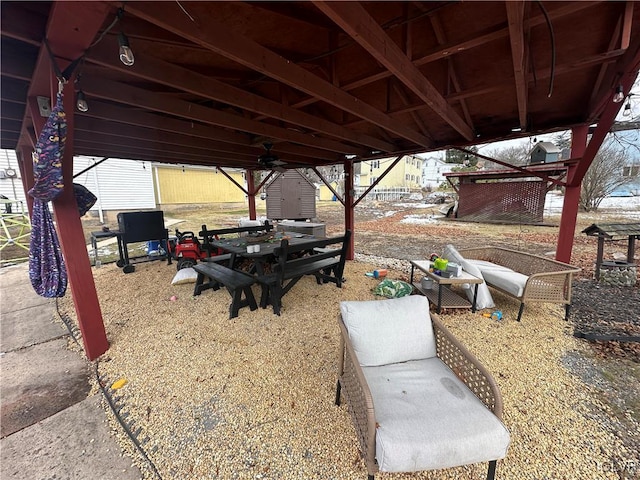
[2,1,640,170]
[2,1,640,360]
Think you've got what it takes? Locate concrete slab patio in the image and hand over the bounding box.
[0,263,141,479]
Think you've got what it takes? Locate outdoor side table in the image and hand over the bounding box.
[410,260,483,314]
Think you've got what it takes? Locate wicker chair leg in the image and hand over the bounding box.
[516,303,525,322]
[334,380,342,406]
[564,304,571,321]
[487,460,497,480]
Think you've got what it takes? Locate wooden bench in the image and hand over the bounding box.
[193,263,258,319]
[257,231,351,315]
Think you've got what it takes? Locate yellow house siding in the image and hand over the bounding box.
[319,182,339,201]
[155,166,246,203]
[361,155,423,189]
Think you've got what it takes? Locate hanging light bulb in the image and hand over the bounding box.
[76,91,89,112]
[613,85,625,103]
[623,101,632,117]
[118,32,135,66]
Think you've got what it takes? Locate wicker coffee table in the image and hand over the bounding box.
[410,260,483,313]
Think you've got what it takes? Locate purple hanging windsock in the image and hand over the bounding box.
[28,91,68,297]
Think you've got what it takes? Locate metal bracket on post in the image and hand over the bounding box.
[36,96,51,117]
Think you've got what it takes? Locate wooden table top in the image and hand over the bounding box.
[411,260,483,285]
[211,231,317,258]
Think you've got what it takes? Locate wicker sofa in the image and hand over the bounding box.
[336,296,510,480]
[457,246,581,322]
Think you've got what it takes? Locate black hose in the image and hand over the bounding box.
[54,298,162,479]
[536,1,556,98]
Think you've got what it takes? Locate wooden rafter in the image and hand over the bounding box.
[82,75,358,155]
[124,2,432,150]
[76,38,395,153]
[291,2,601,111]
[427,12,474,130]
[506,1,528,130]
[314,1,473,140]
[80,101,338,162]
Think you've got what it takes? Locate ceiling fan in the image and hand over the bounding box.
[258,142,287,171]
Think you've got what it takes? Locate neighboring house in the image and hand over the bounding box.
[153,164,245,206]
[318,180,341,201]
[359,154,423,189]
[0,150,250,221]
[420,155,455,189]
[612,161,640,196]
[0,149,27,208]
[72,157,156,220]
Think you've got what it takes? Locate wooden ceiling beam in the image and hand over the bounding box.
[391,82,432,140]
[16,2,111,150]
[73,141,234,166]
[291,1,601,112]
[314,1,473,141]
[84,38,393,153]
[0,52,35,82]
[506,1,528,130]
[124,2,432,149]
[75,117,327,166]
[427,11,474,131]
[82,74,360,155]
[589,17,623,109]
[81,101,339,161]
[74,131,254,163]
[0,3,47,47]
[76,117,260,157]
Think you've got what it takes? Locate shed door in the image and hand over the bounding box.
[281,175,305,219]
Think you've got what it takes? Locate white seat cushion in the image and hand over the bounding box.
[363,358,510,472]
[340,296,436,367]
[458,259,495,310]
[469,260,528,298]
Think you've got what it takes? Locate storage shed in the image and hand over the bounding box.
[265,170,317,220]
[443,164,568,224]
[530,142,561,164]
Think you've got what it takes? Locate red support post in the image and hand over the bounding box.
[51,79,109,360]
[555,126,588,263]
[344,161,355,260]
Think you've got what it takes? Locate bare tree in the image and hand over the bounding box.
[484,141,531,169]
[580,138,638,211]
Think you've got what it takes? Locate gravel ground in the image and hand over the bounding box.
[59,257,639,480]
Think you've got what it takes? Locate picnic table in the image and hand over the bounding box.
[210,231,318,274]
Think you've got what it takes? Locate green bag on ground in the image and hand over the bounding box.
[372,279,413,298]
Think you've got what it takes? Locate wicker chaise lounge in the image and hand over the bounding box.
[335,296,510,480]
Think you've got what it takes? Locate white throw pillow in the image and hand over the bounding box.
[459,259,495,310]
[442,244,465,265]
[340,296,436,367]
[171,267,198,285]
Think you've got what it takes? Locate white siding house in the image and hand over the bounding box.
[421,155,455,189]
[0,151,156,218]
[0,149,27,207]
[72,156,156,213]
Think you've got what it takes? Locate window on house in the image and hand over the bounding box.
[623,165,639,176]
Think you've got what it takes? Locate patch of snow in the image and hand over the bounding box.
[384,210,397,217]
[544,192,640,218]
[401,214,439,225]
